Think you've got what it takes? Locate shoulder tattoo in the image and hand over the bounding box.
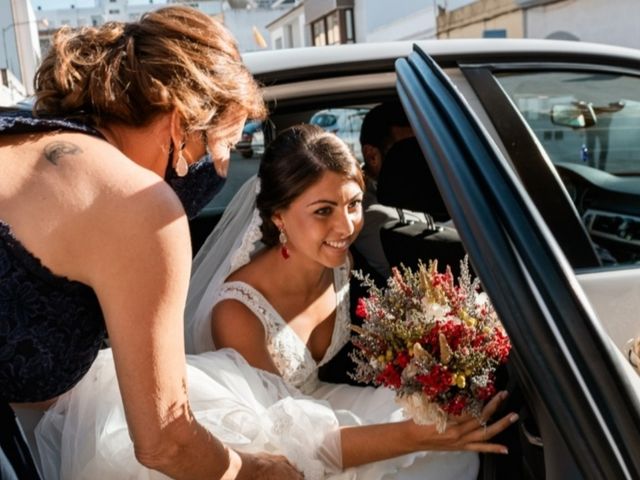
[43,141,83,165]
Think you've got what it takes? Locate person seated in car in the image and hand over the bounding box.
[352,101,418,279]
[353,100,454,279]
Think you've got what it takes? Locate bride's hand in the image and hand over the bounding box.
[233,450,304,480]
[409,390,518,454]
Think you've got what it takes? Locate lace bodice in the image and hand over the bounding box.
[211,263,351,394]
[0,112,106,402]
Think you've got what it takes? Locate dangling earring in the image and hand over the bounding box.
[278,228,290,260]
[175,143,188,177]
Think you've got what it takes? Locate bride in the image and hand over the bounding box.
[35,125,516,479]
[184,124,516,478]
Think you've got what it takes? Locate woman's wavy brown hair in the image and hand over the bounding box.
[34,5,266,130]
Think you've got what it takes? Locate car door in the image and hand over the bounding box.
[396,45,640,479]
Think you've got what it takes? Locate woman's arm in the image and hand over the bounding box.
[340,391,517,468]
[74,157,299,479]
[86,175,234,478]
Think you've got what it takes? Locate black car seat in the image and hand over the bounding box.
[377,137,449,222]
[376,137,466,275]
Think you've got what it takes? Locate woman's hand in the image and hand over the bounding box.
[234,450,304,480]
[409,391,518,454]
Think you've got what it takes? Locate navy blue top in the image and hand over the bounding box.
[0,112,107,402]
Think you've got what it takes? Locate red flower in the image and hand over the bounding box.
[475,383,496,401]
[416,364,453,398]
[422,320,470,354]
[355,297,368,319]
[376,363,402,389]
[443,395,467,416]
[486,329,511,363]
[395,351,410,368]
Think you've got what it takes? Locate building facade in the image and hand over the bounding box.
[523,0,640,49]
[265,0,434,49]
[1,0,42,103]
[34,0,288,54]
[354,0,436,43]
[266,1,307,49]
[437,0,528,39]
[437,0,640,49]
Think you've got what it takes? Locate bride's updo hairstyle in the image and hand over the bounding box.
[257,124,364,246]
[34,5,265,131]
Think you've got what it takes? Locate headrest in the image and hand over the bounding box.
[377,137,450,221]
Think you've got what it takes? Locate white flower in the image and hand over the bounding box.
[421,300,450,321]
[475,292,489,306]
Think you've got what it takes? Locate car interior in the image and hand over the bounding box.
[188,63,640,478]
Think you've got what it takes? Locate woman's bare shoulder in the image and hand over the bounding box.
[211,297,267,344]
[42,132,182,226]
[211,297,280,373]
[35,131,188,284]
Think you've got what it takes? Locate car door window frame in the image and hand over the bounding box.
[397,45,640,479]
[461,63,604,269]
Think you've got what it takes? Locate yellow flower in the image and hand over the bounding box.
[455,374,466,389]
[460,310,477,327]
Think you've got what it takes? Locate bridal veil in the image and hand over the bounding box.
[185,174,264,354]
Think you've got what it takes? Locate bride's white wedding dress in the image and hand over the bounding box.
[34,262,478,480]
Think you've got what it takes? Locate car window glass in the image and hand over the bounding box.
[496,71,640,266]
[496,71,640,174]
[309,108,370,162]
[310,113,338,128]
[204,119,263,214]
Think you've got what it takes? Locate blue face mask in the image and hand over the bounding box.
[165,142,227,219]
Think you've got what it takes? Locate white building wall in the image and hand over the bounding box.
[353,0,366,42]
[525,0,640,49]
[223,8,289,51]
[34,0,224,29]
[298,13,308,45]
[35,1,282,52]
[266,3,306,49]
[1,0,41,99]
[0,68,27,106]
[355,0,437,42]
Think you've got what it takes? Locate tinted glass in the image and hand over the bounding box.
[497,71,640,266]
[497,71,640,174]
[310,113,338,127]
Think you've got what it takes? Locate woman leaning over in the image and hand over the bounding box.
[0,6,301,479]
